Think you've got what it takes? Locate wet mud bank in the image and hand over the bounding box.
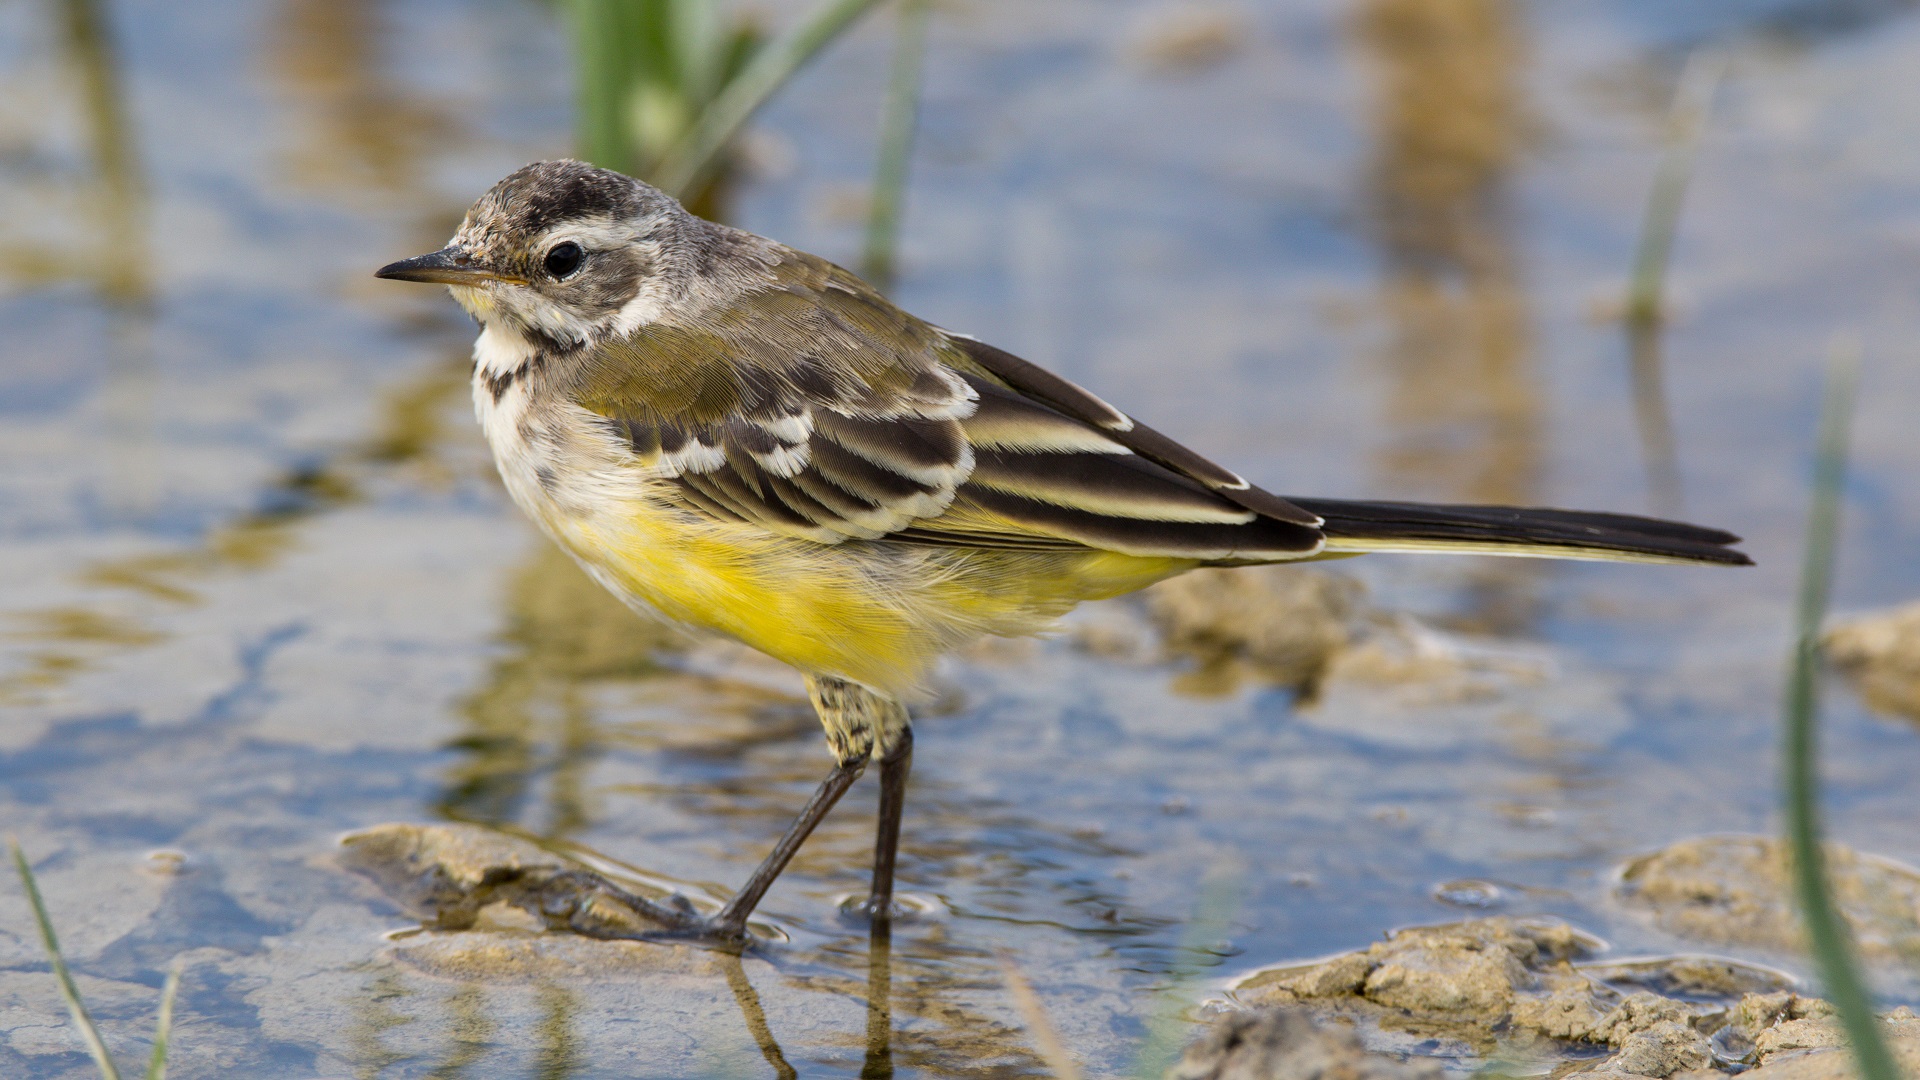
[340,824,1920,1079]
[1203,827,1920,1080]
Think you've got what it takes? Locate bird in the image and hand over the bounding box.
[377,159,1749,941]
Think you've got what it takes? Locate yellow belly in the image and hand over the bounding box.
[548,502,1191,694]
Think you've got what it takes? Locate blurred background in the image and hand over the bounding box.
[2,0,1920,1076]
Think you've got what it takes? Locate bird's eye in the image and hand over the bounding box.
[544,241,584,280]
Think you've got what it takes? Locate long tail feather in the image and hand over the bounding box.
[1289,498,1752,567]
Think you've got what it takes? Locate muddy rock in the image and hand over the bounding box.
[1737,1042,1920,1080]
[1167,1010,1443,1080]
[1753,1018,1850,1059]
[1143,567,1365,693]
[1608,1019,1715,1077]
[1268,951,1374,999]
[1825,601,1920,722]
[338,822,702,938]
[1617,835,1920,962]
[1726,991,1837,1043]
[1227,912,1920,1080]
[1747,1006,1920,1065]
[1237,917,1595,1027]
[1511,957,1790,1048]
[1587,956,1803,1001]
[1357,923,1535,1021]
[1591,992,1708,1048]
[1203,947,1920,1080]
[1510,967,1621,1040]
[1230,917,1801,1076]
[1709,994,1920,1070]
[1728,1006,1920,1080]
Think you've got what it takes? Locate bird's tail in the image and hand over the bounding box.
[1288,498,1752,567]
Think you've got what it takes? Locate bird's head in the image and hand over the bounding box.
[376,159,708,350]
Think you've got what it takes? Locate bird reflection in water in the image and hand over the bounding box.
[863,919,896,1079]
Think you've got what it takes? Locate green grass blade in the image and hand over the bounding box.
[860,0,931,288]
[1129,863,1244,1080]
[1626,48,1723,326]
[1782,338,1900,1080]
[9,838,123,1080]
[673,0,725,106]
[571,0,636,174]
[652,0,888,198]
[143,959,182,1080]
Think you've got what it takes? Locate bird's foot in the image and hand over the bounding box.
[668,913,754,945]
[529,872,724,940]
[838,893,913,926]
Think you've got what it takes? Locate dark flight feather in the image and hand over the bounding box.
[1296,498,1752,566]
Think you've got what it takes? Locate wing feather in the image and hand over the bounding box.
[574,242,1326,558]
[968,447,1256,524]
[814,411,973,487]
[952,488,1317,561]
[947,336,1322,527]
[782,468,891,530]
[962,378,1132,453]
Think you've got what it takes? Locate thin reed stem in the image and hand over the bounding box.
[571,0,642,175]
[10,838,123,1080]
[653,0,888,198]
[143,960,181,1080]
[1782,338,1899,1080]
[1626,48,1723,326]
[861,0,931,288]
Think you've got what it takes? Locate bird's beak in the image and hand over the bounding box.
[374,247,525,286]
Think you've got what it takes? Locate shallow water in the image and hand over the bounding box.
[3,0,1920,1076]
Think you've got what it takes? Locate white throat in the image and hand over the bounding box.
[472,321,540,381]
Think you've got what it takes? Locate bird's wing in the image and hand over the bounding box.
[570,247,1326,561]
[905,373,1324,559]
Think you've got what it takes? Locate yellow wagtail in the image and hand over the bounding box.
[377,160,1749,940]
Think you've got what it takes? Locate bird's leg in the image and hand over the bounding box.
[864,729,913,920]
[700,676,909,941]
[706,757,864,940]
[806,675,914,923]
[807,682,909,1076]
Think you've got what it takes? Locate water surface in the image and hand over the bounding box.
[3,0,1920,1076]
